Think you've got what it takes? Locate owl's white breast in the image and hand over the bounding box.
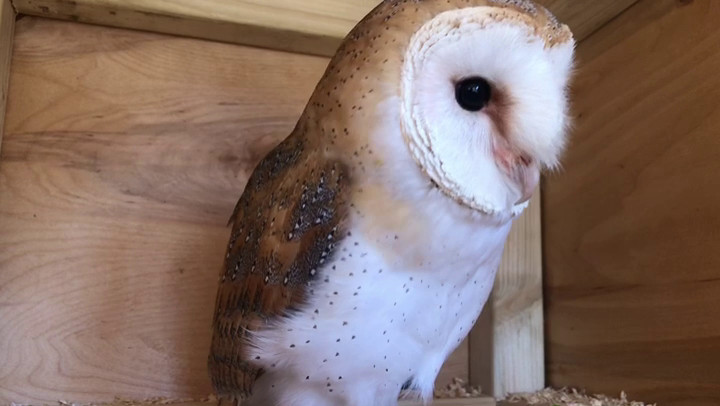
[247,182,513,404]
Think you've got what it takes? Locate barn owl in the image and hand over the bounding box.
[208,1,574,405]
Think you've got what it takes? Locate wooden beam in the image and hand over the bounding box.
[469,193,544,398]
[11,0,639,57]
[11,0,377,57]
[0,0,15,155]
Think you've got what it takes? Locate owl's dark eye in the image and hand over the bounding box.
[455,77,492,112]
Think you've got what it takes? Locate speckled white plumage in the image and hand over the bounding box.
[247,184,513,405]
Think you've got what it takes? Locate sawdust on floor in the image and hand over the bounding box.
[434,377,484,398]
[502,388,656,406]
[11,385,654,406]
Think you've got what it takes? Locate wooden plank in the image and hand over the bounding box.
[539,0,640,43]
[11,0,378,57]
[0,18,469,405]
[10,0,638,57]
[469,193,543,398]
[0,0,15,155]
[0,17,328,405]
[543,0,720,405]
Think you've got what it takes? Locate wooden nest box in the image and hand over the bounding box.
[1,1,718,406]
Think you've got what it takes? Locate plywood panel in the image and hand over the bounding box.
[0,17,470,405]
[11,0,378,57]
[0,0,15,153]
[0,17,326,404]
[543,0,720,405]
[540,0,639,43]
[11,0,637,56]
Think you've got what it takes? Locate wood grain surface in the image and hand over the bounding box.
[0,17,471,404]
[539,0,639,42]
[543,0,720,405]
[0,0,15,155]
[470,193,543,398]
[10,0,378,57]
[11,0,637,57]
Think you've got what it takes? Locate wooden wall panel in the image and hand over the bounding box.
[10,0,378,57]
[0,17,326,405]
[11,0,638,56]
[0,0,15,153]
[0,17,471,405]
[539,0,639,43]
[543,0,720,405]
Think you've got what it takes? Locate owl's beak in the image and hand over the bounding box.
[492,137,540,205]
[513,156,540,205]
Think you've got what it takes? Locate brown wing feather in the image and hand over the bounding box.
[208,130,350,401]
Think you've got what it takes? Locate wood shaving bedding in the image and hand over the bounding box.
[504,388,656,406]
[434,377,484,398]
[11,385,655,406]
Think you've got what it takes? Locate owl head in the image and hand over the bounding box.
[304,0,575,217]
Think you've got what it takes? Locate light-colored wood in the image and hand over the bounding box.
[0,17,326,405]
[469,193,543,398]
[11,0,378,57]
[10,0,638,57]
[543,0,720,405]
[0,18,469,405]
[539,0,639,43]
[0,0,15,154]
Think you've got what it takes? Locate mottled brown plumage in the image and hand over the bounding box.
[208,126,350,400]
